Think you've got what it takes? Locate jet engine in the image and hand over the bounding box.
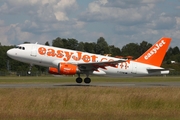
[49,63,78,75]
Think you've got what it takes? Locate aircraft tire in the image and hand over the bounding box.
[76,77,83,83]
[84,78,91,84]
[27,71,31,75]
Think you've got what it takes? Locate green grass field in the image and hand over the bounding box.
[0,76,180,120]
[0,76,180,83]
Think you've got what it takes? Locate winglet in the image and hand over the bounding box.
[135,37,172,66]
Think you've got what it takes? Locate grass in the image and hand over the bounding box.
[0,76,179,83]
[0,76,180,120]
[0,87,180,120]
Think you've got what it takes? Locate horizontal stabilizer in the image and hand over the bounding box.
[147,68,169,74]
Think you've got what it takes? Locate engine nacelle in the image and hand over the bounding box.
[49,67,59,75]
[49,63,78,75]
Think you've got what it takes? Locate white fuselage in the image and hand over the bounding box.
[7,43,169,77]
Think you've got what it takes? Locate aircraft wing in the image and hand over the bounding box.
[77,60,126,71]
[52,59,125,71]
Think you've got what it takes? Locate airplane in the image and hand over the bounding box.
[7,37,171,84]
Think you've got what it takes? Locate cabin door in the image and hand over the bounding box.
[31,44,37,57]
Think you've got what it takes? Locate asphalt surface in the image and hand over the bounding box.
[0,82,180,88]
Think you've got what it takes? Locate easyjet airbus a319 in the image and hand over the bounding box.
[7,37,171,83]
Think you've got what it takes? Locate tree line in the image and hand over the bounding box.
[50,37,153,58]
[0,37,180,73]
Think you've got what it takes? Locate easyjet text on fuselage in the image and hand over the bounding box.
[38,47,114,63]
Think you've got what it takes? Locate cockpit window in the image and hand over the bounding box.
[15,46,25,50]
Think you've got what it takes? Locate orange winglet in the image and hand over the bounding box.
[135,37,172,66]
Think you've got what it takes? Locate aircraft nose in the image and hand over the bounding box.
[7,49,16,58]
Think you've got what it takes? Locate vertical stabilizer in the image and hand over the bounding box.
[135,37,172,66]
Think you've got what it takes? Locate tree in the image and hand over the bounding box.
[62,38,67,48]
[139,41,152,57]
[45,41,50,46]
[164,47,173,62]
[165,47,180,63]
[84,42,96,53]
[0,46,13,71]
[77,42,85,51]
[172,46,180,55]
[52,37,64,48]
[24,42,30,44]
[109,45,121,57]
[121,43,140,59]
[95,37,110,54]
[66,38,78,50]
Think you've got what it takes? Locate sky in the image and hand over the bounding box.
[0,0,180,49]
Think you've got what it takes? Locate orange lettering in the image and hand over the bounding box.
[38,47,100,63]
[125,62,129,69]
[100,58,107,62]
[108,59,114,61]
[56,50,64,58]
[38,47,46,55]
[82,55,90,62]
[120,63,123,69]
[63,51,74,61]
[72,52,82,61]
[126,60,131,64]
[91,55,98,62]
[47,48,56,57]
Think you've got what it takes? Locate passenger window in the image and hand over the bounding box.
[15,46,25,50]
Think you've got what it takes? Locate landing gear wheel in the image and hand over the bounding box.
[76,77,83,83]
[27,64,33,75]
[84,78,91,84]
[27,71,31,75]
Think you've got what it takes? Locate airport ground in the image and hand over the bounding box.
[0,76,180,120]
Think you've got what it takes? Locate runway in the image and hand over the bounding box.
[0,82,180,88]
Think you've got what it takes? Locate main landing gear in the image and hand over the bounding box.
[76,73,91,84]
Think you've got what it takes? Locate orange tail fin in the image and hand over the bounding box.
[135,37,172,66]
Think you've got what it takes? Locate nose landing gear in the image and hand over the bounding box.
[27,64,33,75]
